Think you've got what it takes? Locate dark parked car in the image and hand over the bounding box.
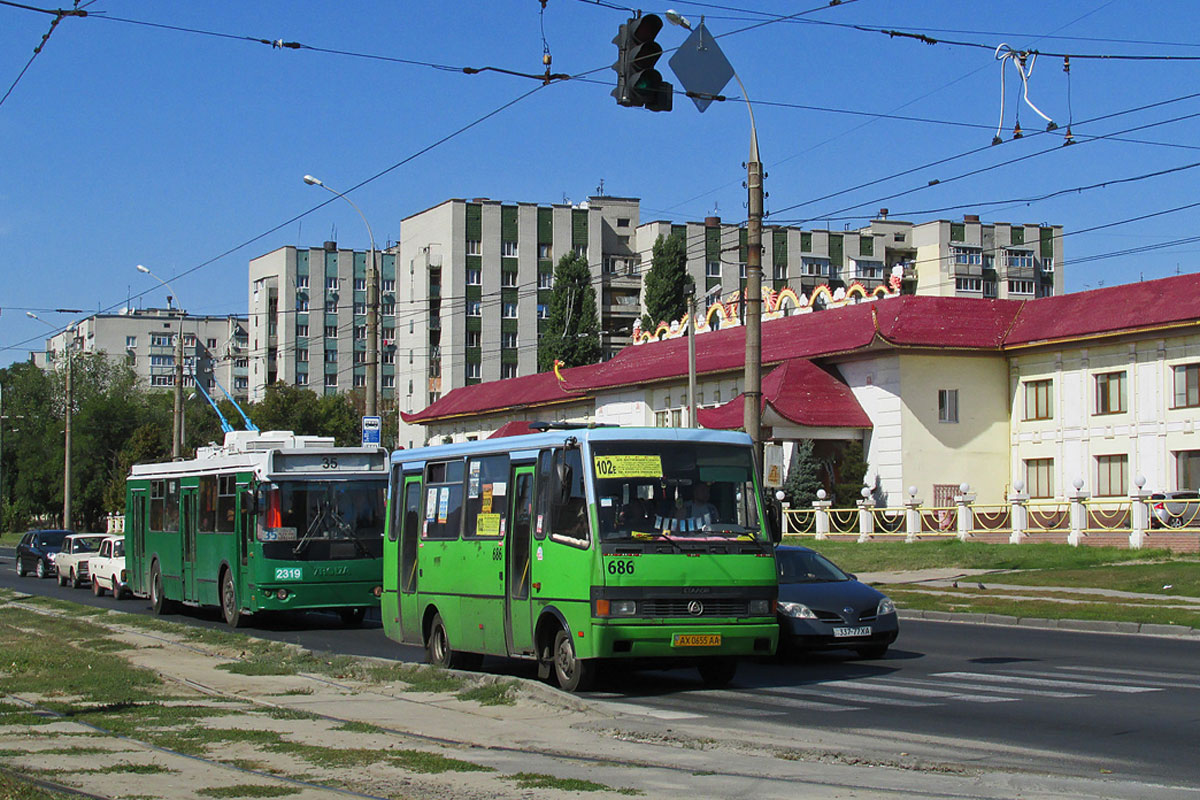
[775,545,899,659]
[14,529,72,579]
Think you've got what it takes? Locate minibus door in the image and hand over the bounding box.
[504,465,536,656]
[398,477,423,644]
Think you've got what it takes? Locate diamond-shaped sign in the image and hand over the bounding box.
[667,23,734,113]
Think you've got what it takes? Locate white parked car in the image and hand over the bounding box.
[54,533,109,589]
[89,535,130,599]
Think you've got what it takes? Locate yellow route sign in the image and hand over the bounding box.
[593,454,663,479]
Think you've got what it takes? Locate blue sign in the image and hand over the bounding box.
[361,415,382,446]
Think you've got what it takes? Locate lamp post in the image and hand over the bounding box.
[666,11,763,460]
[136,265,186,458]
[304,174,379,418]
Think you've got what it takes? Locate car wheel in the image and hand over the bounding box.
[15,556,26,578]
[552,628,595,692]
[338,607,366,627]
[150,562,175,616]
[221,569,243,628]
[70,569,82,589]
[92,576,105,597]
[58,569,68,586]
[112,577,124,601]
[856,644,889,659]
[1167,515,1187,528]
[35,559,47,580]
[697,658,738,687]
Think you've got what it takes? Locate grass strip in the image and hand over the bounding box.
[980,562,1200,597]
[891,588,1200,628]
[197,786,299,799]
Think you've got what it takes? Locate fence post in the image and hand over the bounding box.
[1009,482,1029,544]
[904,486,922,543]
[1129,475,1149,549]
[857,487,875,543]
[955,482,975,542]
[1068,478,1089,547]
[813,490,831,541]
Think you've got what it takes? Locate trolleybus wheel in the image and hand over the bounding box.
[697,658,737,687]
[150,562,175,616]
[221,570,244,628]
[338,607,366,627]
[552,628,595,693]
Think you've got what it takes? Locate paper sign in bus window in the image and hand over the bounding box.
[425,488,438,520]
[476,513,501,536]
[468,461,482,498]
[482,484,494,513]
[593,454,663,479]
[438,487,450,523]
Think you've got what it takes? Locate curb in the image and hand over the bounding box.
[898,608,1200,639]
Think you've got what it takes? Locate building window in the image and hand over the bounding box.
[951,247,981,266]
[1041,258,1055,274]
[297,348,309,363]
[501,332,517,349]
[353,374,365,387]
[151,334,172,347]
[1096,454,1128,497]
[1095,371,1126,415]
[151,375,173,387]
[150,355,174,367]
[983,281,998,298]
[382,278,395,292]
[382,299,395,316]
[538,243,552,259]
[325,277,339,291]
[325,374,337,387]
[353,302,365,315]
[466,268,481,286]
[325,299,338,313]
[353,326,365,341]
[296,324,309,337]
[739,263,747,280]
[467,300,482,317]
[296,275,309,289]
[501,271,518,288]
[466,239,481,256]
[466,363,480,380]
[1176,450,1200,490]
[616,217,630,228]
[1173,364,1200,408]
[205,338,216,349]
[501,240,518,257]
[773,264,787,281]
[125,336,137,348]
[1006,250,1035,269]
[296,372,308,386]
[1008,279,1034,295]
[353,351,364,365]
[1023,379,1052,420]
[573,244,587,258]
[233,377,247,390]
[459,332,477,350]
[501,363,517,379]
[537,272,553,289]
[382,375,394,388]
[654,410,669,427]
[353,277,366,292]
[955,277,982,293]
[705,260,720,278]
[324,325,338,338]
[502,302,518,319]
[938,389,959,423]
[856,261,883,280]
[325,351,338,363]
[537,304,548,319]
[801,258,827,277]
[296,298,309,311]
[235,358,248,369]
[1025,458,1054,499]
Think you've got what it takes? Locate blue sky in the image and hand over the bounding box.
[2,0,1199,365]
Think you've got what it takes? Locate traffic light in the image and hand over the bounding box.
[611,14,673,112]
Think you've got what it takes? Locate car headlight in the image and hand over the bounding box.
[47,553,57,562]
[877,597,896,616]
[748,599,771,616]
[778,601,817,619]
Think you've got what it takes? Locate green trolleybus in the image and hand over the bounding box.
[382,425,779,691]
[126,430,388,627]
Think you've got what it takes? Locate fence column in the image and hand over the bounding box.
[813,489,831,540]
[1068,479,1089,547]
[955,482,975,542]
[904,486,922,543]
[1129,475,1149,549]
[857,487,875,543]
[1009,484,1029,544]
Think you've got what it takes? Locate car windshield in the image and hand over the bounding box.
[74,537,106,553]
[591,440,764,542]
[777,549,851,583]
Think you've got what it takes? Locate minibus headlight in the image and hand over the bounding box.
[611,600,637,616]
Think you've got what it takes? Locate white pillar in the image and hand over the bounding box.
[857,489,876,544]
[813,490,831,540]
[955,482,975,542]
[1129,475,1149,549]
[1068,478,1089,547]
[904,486,922,543]
[1009,482,1029,544]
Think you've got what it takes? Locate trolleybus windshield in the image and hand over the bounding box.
[261,480,386,560]
[591,441,763,542]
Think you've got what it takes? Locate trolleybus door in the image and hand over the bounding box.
[504,465,536,656]
[130,490,147,591]
[181,489,197,601]
[398,476,423,644]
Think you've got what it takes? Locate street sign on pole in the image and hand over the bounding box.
[667,22,734,113]
[361,416,381,446]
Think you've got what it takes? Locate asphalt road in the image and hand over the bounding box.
[3,547,1198,788]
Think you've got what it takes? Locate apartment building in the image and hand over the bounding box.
[34,308,249,400]
[247,242,398,404]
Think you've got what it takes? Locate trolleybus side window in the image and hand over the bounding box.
[464,455,509,538]
[164,479,180,532]
[423,460,464,540]
[536,447,588,547]
[150,480,165,531]
[216,476,236,532]
[199,476,217,532]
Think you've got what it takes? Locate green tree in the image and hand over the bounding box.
[832,439,869,506]
[250,382,360,446]
[537,251,602,373]
[641,233,688,330]
[782,439,823,508]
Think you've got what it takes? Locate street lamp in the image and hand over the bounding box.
[28,311,77,527]
[137,265,186,458]
[666,11,764,460]
[304,174,379,418]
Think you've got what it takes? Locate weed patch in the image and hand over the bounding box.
[455,682,517,706]
[507,772,629,792]
[197,786,299,799]
[388,750,493,774]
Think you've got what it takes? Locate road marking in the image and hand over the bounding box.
[1054,665,1200,684]
[886,676,1085,699]
[813,679,1017,703]
[709,690,862,712]
[593,700,704,720]
[775,686,936,708]
[932,671,1161,693]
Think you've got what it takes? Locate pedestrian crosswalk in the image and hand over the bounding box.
[591,663,1191,720]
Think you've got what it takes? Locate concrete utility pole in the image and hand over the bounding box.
[305,175,378,417]
[137,265,185,458]
[735,74,764,466]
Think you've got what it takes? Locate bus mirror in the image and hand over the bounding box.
[555,461,573,505]
[242,490,257,515]
[766,498,783,544]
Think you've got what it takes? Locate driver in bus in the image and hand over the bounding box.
[679,481,719,524]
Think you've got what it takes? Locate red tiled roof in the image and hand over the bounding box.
[873,295,1021,348]
[1005,273,1200,346]
[487,420,541,438]
[400,366,594,423]
[697,358,873,430]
